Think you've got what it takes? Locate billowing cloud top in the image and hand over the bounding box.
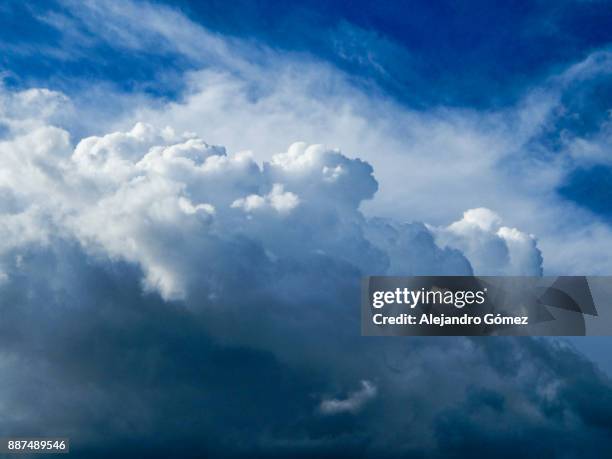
[0,87,543,303]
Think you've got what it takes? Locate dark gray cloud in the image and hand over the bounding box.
[1,240,611,458]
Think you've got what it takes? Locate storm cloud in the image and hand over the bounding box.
[0,83,610,458]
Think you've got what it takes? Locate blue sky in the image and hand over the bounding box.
[1,1,612,457]
[4,0,612,106]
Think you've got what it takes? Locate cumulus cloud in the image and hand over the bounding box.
[8,0,612,281]
[433,208,543,276]
[231,184,299,214]
[2,84,541,301]
[12,0,612,280]
[1,2,612,457]
[0,84,594,459]
[65,126,391,299]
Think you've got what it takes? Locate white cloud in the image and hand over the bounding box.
[6,0,612,295]
[0,84,544,304]
[0,87,502,302]
[432,208,543,276]
[319,380,377,415]
[231,184,299,215]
